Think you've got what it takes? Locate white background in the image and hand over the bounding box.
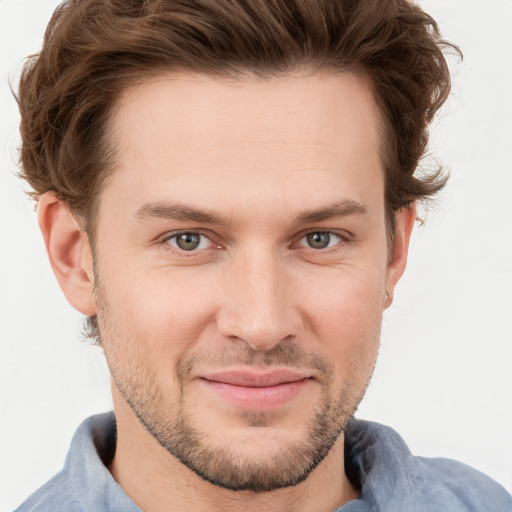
[1,0,511,509]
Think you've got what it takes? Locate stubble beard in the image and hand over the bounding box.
[94,282,374,493]
[124,379,359,492]
[115,362,364,493]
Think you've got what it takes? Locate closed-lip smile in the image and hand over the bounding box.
[198,369,313,410]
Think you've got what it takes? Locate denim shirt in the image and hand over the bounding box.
[14,412,511,512]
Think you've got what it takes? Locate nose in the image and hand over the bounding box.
[216,247,302,352]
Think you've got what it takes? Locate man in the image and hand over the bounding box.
[9,0,511,510]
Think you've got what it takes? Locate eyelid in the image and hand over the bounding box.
[159,230,221,252]
[297,228,352,241]
[293,229,352,250]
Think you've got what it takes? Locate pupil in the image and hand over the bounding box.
[177,233,200,250]
[307,232,330,249]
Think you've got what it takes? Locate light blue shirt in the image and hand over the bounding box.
[15,412,511,511]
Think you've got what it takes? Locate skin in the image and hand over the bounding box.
[39,71,415,512]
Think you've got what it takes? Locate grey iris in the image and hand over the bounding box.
[307,233,330,249]
[177,233,201,250]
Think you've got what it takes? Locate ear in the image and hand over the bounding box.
[384,204,416,308]
[38,191,96,315]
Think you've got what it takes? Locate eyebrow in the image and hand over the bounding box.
[133,199,368,225]
[294,199,368,223]
[134,202,231,225]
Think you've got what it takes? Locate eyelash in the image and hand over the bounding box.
[160,230,219,254]
[294,230,349,252]
[159,229,351,256]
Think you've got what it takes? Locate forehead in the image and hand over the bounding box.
[111,70,381,157]
[102,71,384,221]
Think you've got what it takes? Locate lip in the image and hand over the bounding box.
[201,369,311,387]
[198,369,313,410]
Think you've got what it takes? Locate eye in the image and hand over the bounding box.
[299,232,342,250]
[165,232,212,251]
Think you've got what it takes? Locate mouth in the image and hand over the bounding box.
[198,369,313,410]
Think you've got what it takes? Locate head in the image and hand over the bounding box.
[17,0,458,494]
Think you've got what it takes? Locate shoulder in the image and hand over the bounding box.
[12,412,136,512]
[13,470,81,512]
[344,419,512,512]
[406,455,512,511]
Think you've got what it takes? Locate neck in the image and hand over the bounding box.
[109,391,359,512]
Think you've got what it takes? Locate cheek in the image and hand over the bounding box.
[100,266,220,358]
[298,267,385,379]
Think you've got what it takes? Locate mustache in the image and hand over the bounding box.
[176,342,333,382]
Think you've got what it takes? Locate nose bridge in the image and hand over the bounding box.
[217,244,300,351]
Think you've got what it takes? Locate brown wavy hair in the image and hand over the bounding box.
[17,0,460,241]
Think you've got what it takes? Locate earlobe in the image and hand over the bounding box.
[38,192,96,315]
[384,204,416,308]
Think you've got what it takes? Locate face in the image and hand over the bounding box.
[91,71,403,492]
